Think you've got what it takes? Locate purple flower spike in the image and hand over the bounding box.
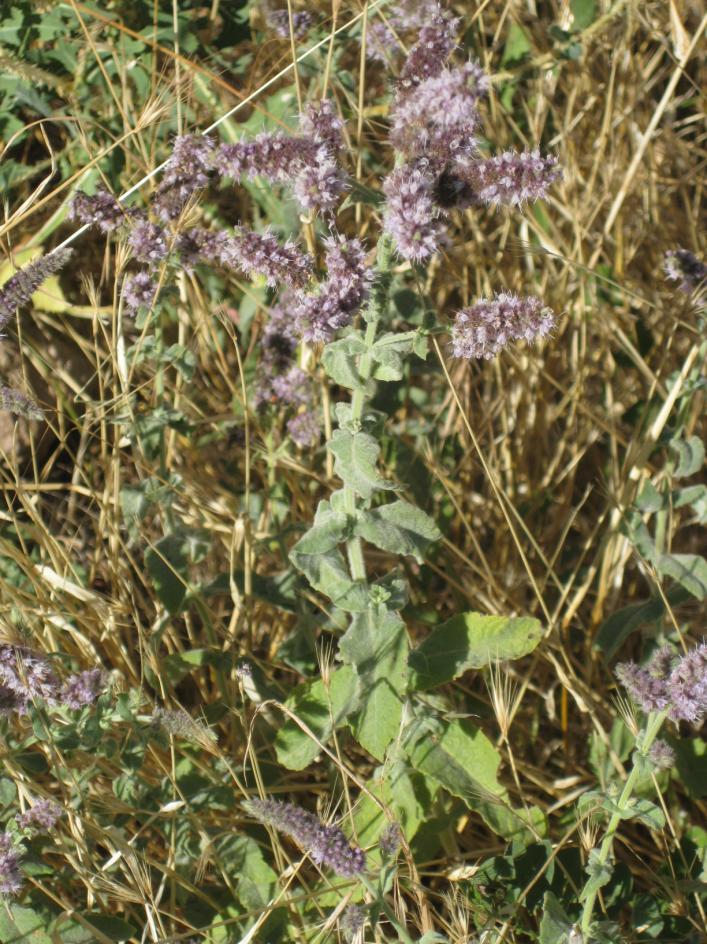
[0,248,73,334]
[615,646,674,715]
[293,236,372,342]
[215,133,316,186]
[16,799,62,833]
[0,645,59,715]
[0,387,43,419]
[382,163,446,262]
[292,147,348,216]
[398,6,460,92]
[127,220,169,266]
[245,798,365,877]
[451,293,555,360]
[648,739,675,770]
[0,833,22,896]
[123,271,157,314]
[664,249,707,294]
[299,100,345,153]
[61,668,105,709]
[456,150,562,207]
[391,62,488,164]
[226,228,314,288]
[266,8,313,38]
[69,189,127,234]
[287,411,320,447]
[667,643,707,724]
[153,134,214,222]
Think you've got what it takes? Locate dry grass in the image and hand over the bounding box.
[0,0,705,940]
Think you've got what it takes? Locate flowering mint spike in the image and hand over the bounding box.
[451,293,555,359]
[128,219,169,266]
[398,6,460,92]
[293,236,373,342]
[153,134,214,222]
[0,247,73,334]
[178,226,313,289]
[0,386,43,419]
[456,149,562,206]
[61,668,105,709]
[122,271,157,315]
[647,739,675,770]
[382,164,446,262]
[298,100,345,153]
[0,645,59,714]
[0,833,22,896]
[390,62,488,164]
[16,799,62,833]
[69,188,128,234]
[664,248,707,294]
[245,798,365,877]
[287,410,320,447]
[292,146,348,216]
[214,132,316,185]
[615,645,674,715]
[666,642,707,723]
[265,8,313,38]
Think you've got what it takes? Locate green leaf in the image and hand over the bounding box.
[328,429,396,499]
[0,904,53,943]
[409,612,543,690]
[369,332,416,381]
[674,484,707,521]
[593,586,690,661]
[355,499,441,563]
[623,797,666,830]
[502,22,531,66]
[570,0,597,30]
[215,834,278,909]
[145,528,210,614]
[580,849,613,901]
[78,915,137,941]
[539,891,574,944]
[339,606,409,759]
[670,435,704,477]
[289,500,351,556]
[275,666,359,769]
[656,552,707,600]
[321,333,367,390]
[289,545,369,612]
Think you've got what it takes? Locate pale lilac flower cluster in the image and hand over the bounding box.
[340,904,367,941]
[0,645,59,714]
[647,739,675,770]
[0,248,73,334]
[664,248,707,294]
[68,188,128,234]
[152,134,215,222]
[455,150,562,207]
[0,644,103,715]
[383,165,446,263]
[128,219,169,266]
[265,8,314,39]
[365,0,441,64]
[292,235,373,341]
[451,293,555,359]
[245,797,366,877]
[16,798,62,832]
[122,271,157,315]
[287,410,320,448]
[214,102,347,216]
[0,833,22,896]
[0,386,44,419]
[617,643,707,725]
[380,8,560,264]
[379,822,402,857]
[398,6,460,92]
[61,668,105,709]
[177,226,313,289]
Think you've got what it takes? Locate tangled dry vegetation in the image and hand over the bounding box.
[0,1,705,941]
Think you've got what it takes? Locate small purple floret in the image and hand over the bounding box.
[0,833,22,896]
[16,798,62,832]
[61,668,105,709]
[451,293,555,360]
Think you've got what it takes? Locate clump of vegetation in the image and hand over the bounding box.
[0,1,705,942]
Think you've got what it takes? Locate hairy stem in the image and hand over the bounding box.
[579,709,667,934]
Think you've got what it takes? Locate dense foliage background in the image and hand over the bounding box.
[0,0,705,941]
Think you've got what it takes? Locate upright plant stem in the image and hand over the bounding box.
[579,710,667,934]
[341,237,394,583]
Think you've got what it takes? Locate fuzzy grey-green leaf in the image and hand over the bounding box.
[328,429,396,498]
[355,499,440,563]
